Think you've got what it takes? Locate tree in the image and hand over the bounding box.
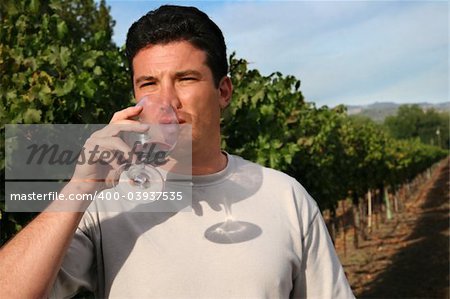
[384,105,424,140]
[222,54,301,171]
[437,111,449,149]
[0,0,131,244]
[384,104,448,149]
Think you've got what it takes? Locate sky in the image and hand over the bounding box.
[106,0,449,107]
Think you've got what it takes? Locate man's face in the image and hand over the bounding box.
[132,41,232,153]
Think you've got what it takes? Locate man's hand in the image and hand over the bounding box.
[70,105,148,194]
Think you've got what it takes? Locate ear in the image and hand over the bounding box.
[218,76,233,109]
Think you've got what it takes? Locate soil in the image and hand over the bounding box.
[334,158,450,299]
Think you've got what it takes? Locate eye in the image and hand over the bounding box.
[140,82,156,88]
[180,77,197,81]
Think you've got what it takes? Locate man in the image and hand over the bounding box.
[0,5,354,298]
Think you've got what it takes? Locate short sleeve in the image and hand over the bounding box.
[291,211,355,299]
[49,217,97,298]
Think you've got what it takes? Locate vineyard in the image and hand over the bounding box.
[224,56,447,238]
[336,158,449,298]
[1,1,449,297]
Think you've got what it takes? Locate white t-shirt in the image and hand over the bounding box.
[51,154,355,298]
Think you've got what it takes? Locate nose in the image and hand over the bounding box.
[159,83,182,111]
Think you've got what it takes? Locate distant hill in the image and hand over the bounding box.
[346,102,450,123]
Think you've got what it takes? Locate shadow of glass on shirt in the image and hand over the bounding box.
[200,159,263,244]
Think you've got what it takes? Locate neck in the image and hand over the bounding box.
[191,148,227,175]
[163,146,227,176]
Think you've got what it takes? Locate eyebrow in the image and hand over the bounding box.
[174,70,202,78]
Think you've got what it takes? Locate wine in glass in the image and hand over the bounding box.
[112,95,179,194]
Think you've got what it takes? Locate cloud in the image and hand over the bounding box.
[210,1,448,106]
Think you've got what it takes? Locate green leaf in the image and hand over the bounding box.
[6,90,17,101]
[93,66,102,75]
[94,31,106,43]
[15,224,23,232]
[54,77,75,96]
[49,0,63,11]
[82,80,96,98]
[57,20,68,39]
[59,46,71,69]
[82,50,103,68]
[5,1,19,16]
[23,108,42,123]
[29,0,40,13]
[23,57,37,70]
[83,57,96,68]
[39,84,53,105]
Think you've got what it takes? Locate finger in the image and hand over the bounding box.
[104,167,124,188]
[192,199,203,216]
[111,119,141,125]
[99,136,146,165]
[208,201,222,212]
[107,123,150,137]
[92,123,150,138]
[110,106,143,123]
[85,136,133,164]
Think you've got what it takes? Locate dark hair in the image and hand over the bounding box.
[126,5,228,87]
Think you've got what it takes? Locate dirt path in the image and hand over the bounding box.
[335,159,449,299]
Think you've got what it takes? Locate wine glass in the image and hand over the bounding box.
[112,95,179,194]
